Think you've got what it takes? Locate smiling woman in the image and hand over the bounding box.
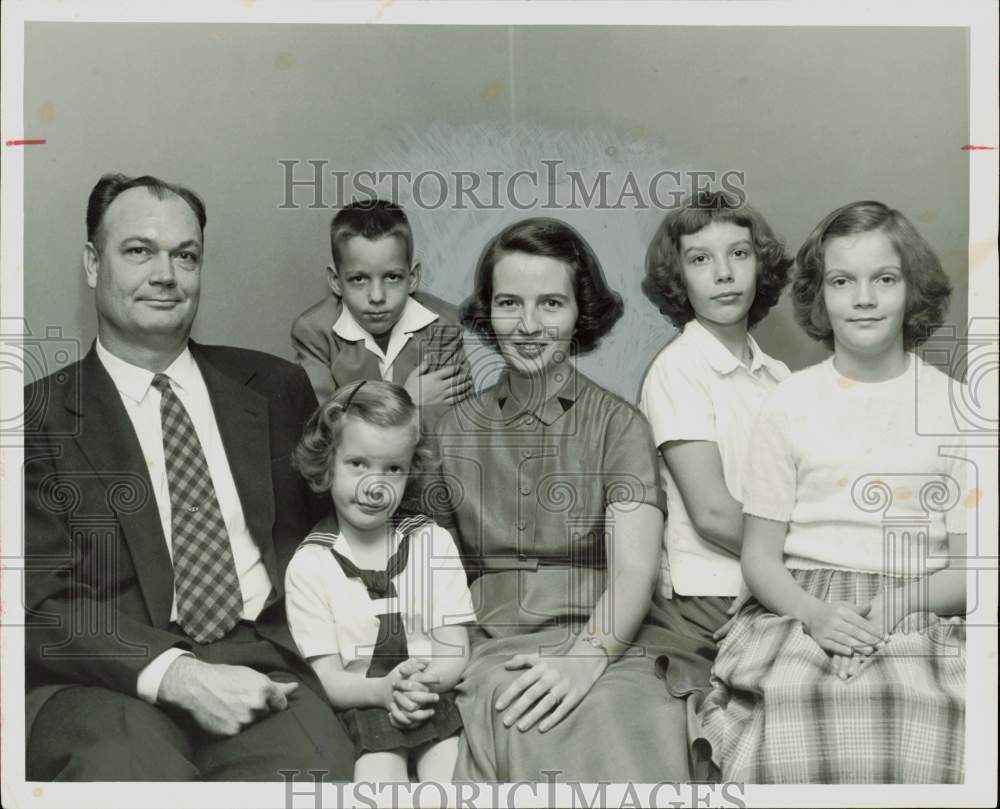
[489,251,580,388]
[433,218,713,783]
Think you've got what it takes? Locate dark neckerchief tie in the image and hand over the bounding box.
[329,533,412,678]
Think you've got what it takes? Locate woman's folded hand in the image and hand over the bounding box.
[494,652,607,734]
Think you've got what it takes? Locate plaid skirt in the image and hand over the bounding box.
[697,568,965,784]
[341,690,463,756]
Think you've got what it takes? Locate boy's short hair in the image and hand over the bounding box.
[293,380,436,507]
[329,200,414,268]
[643,192,792,329]
[461,217,624,355]
[793,200,952,350]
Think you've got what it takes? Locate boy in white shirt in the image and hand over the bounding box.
[291,200,471,425]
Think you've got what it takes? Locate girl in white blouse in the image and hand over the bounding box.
[638,191,792,778]
[285,381,475,782]
[698,201,967,783]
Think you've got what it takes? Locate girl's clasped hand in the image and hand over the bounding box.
[823,586,934,680]
[803,598,886,680]
[383,658,439,728]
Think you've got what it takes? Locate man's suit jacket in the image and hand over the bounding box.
[290,290,466,404]
[23,341,329,733]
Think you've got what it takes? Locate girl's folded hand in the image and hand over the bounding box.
[803,599,884,657]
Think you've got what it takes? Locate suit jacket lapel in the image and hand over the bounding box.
[331,337,383,386]
[73,347,174,628]
[190,343,279,591]
[391,336,420,386]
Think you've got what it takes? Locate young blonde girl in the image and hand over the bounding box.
[698,201,967,783]
[285,380,474,782]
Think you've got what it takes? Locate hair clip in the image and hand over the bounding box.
[342,380,367,410]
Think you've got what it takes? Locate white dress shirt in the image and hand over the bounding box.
[331,296,439,380]
[96,340,273,701]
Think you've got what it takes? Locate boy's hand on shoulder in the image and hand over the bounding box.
[404,360,473,407]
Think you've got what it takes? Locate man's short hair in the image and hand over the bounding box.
[329,199,414,268]
[86,173,207,249]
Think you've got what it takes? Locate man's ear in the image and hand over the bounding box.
[326,263,343,296]
[408,261,421,294]
[83,242,100,289]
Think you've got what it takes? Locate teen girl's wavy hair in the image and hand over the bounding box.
[643,191,792,329]
[793,201,951,350]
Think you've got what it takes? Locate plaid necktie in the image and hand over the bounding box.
[152,373,242,643]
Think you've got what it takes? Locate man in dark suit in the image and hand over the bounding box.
[24,173,354,780]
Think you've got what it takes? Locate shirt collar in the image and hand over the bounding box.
[493,367,581,426]
[684,319,786,381]
[746,332,789,381]
[331,304,369,343]
[331,297,439,343]
[331,296,439,369]
[306,513,413,563]
[96,338,198,403]
[395,296,439,335]
[307,514,350,550]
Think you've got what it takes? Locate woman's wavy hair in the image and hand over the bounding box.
[793,201,952,350]
[642,192,792,329]
[292,381,436,507]
[460,217,624,355]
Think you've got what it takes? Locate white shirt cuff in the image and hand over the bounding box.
[136,647,193,704]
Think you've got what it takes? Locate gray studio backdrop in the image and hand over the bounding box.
[23,24,969,399]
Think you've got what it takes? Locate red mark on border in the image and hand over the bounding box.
[961,144,997,151]
[5,139,47,146]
